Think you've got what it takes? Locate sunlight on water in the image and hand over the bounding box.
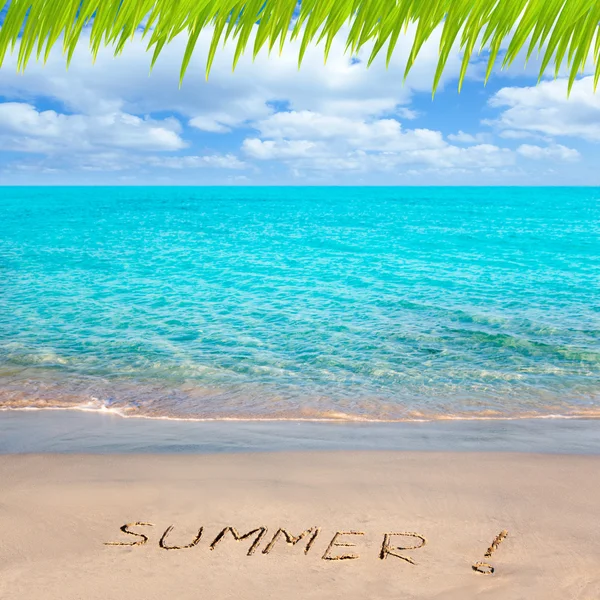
[0,187,599,421]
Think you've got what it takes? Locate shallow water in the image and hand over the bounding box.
[1,187,599,421]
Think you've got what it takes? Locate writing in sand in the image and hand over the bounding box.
[106,522,509,574]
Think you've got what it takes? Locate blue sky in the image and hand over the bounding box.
[0,25,599,185]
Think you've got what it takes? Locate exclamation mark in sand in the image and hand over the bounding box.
[472,530,509,575]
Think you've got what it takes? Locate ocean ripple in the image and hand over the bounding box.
[1,186,599,421]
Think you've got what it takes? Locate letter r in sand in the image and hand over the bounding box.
[380,533,427,565]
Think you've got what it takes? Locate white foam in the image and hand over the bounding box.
[0,404,598,424]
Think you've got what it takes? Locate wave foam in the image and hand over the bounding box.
[1,402,600,424]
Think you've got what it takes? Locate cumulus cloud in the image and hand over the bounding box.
[0,102,250,178]
[251,111,446,152]
[243,110,514,173]
[0,25,594,183]
[243,139,324,160]
[488,76,600,141]
[4,149,247,175]
[0,25,470,180]
[447,131,490,144]
[497,130,550,141]
[0,26,461,126]
[516,144,580,162]
[147,154,247,169]
[0,102,185,153]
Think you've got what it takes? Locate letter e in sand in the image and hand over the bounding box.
[322,531,365,561]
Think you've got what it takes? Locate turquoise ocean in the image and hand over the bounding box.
[0,187,598,422]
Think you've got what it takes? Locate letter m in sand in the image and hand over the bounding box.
[262,528,321,555]
[210,527,268,556]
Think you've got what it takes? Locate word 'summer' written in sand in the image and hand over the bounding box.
[105,523,509,574]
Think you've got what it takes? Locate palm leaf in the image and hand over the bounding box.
[0,0,598,94]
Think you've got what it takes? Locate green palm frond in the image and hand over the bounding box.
[0,0,598,94]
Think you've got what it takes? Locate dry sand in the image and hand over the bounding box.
[1,452,599,600]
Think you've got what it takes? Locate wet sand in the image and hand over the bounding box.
[2,409,600,454]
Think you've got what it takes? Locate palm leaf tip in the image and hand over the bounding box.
[0,0,597,95]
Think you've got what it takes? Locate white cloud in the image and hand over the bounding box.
[488,76,600,141]
[396,107,420,120]
[498,130,550,141]
[147,154,247,169]
[243,139,324,160]
[0,102,185,153]
[188,116,233,133]
[0,26,470,180]
[4,150,247,176]
[0,26,592,183]
[3,147,246,175]
[516,144,580,162]
[391,144,514,171]
[0,26,462,127]
[252,111,446,153]
[447,131,490,144]
[252,111,358,141]
[243,110,514,174]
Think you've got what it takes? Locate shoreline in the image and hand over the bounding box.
[1,409,600,455]
[1,451,599,599]
[3,403,600,423]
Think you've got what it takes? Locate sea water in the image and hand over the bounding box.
[0,186,598,422]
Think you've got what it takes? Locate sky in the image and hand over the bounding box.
[0,24,599,185]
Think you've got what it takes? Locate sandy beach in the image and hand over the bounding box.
[1,451,599,600]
